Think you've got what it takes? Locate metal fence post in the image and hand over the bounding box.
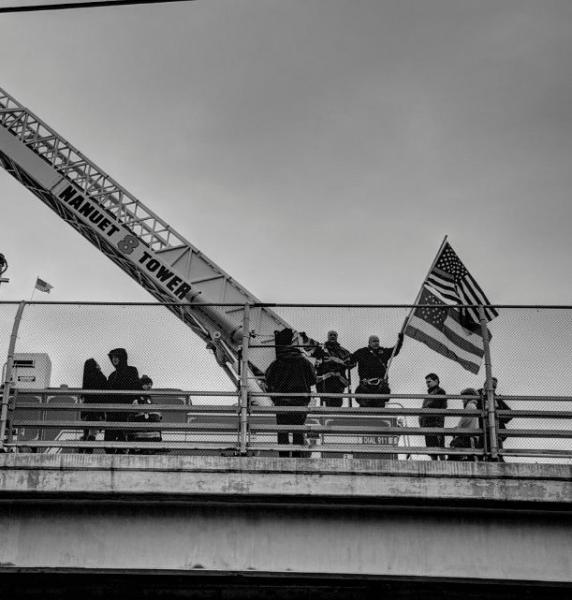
[238,304,251,455]
[0,301,26,450]
[478,305,498,461]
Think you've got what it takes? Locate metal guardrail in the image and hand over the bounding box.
[1,301,571,462]
[2,387,571,461]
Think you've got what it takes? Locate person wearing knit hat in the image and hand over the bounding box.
[265,328,316,458]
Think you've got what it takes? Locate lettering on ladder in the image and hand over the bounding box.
[57,184,192,300]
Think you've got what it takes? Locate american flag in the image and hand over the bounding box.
[404,241,498,374]
[34,277,53,293]
[425,242,498,326]
[406,287,488,374]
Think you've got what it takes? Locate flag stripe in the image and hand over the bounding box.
[411,307,485,357]
[426,272,455,291]
[458,280,498,322]
[405,321,482,374]
[425,282,459,305]
[441,307,488,352]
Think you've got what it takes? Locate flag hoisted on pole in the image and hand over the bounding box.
[34,277,53,294]
[403,238,498,374]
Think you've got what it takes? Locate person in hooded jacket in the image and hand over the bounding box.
[80,358,108,453]
[265,328,316,457]
[105,348,142,454]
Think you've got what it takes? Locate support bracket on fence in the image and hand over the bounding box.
[0,301,26,450]
[238,304,251,455]
[478,305,499,461]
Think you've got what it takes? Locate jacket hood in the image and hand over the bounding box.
[108,347,128,367]
[276,346,304,361]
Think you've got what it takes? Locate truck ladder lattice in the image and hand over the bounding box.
[0,86,299,383]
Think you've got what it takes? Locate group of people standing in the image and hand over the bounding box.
[265,328,404,457]
[81,348,161,453]
[79,335,510,459]
[265,328,511,459]
[424,374,512,461]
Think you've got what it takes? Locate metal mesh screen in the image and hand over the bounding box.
[271,305,572,462]
[5,302,237,455]
[1,302,571,461]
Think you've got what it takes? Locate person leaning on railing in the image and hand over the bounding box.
[449,388,482,461]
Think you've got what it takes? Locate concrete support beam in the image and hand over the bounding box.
[0,455,570,584]
[0,454,570,505]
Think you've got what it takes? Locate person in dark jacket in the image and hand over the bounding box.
[420,372,447,460]
[350,332,403,407]
[106,348,142,454]
[80,358,108,452]
[265,328,316,457]
[311,330,354,408]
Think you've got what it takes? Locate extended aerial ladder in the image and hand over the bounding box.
[0,86,305,388]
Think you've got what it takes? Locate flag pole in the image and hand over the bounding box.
[385,235,449,376]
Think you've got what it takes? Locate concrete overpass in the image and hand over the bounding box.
[0,454,570,599]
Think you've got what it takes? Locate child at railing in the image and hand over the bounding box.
[128,375,162,454]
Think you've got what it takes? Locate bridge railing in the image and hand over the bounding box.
[0,301,571,462]
[3,387,572,461]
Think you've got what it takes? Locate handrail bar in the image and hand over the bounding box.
[12,388,238,397]
[14,403,571,419]
[498,429,572,438]
[12,403,482,417]
[249,425,483,435]
[248,443,484,455]
[250,406,482,415]
[5,441,239,450]
[12,403,238,412]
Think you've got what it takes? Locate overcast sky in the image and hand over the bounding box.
[1,0,572,464]
[1,0,571,307]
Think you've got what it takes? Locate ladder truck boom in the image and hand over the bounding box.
[0,86,302,385]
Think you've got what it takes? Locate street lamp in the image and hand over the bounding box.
[0,253,9,286]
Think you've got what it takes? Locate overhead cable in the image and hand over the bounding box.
[0,0,196,14]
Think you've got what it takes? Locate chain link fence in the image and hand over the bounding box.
[1,301,570,461]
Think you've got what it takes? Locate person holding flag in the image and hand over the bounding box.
[350,332,403,408]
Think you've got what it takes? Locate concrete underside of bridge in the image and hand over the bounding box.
[0,455,570,598]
